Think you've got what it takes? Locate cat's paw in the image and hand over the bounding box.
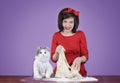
[33,75,42,80]
[46,74,51,78]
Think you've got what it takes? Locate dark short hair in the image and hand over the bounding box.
[58,8,79,33]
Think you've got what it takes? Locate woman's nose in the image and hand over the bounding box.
[65,23,70,26]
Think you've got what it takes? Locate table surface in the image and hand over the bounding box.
[0,76,120,83]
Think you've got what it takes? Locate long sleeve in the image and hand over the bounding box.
[80,31,89,61]
[51,33,58,63]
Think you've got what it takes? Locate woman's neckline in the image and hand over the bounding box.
[59,31,78,37]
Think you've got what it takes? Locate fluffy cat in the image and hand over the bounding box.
[33,47,53,79]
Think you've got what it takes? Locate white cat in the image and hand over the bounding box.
[33,47,53,79]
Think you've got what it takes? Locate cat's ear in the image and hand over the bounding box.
[36,46,42,55]
[37,46,42,50]
[44,47,49,51]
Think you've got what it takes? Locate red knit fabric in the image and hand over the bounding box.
[51,30,88,77]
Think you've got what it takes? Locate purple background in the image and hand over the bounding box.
[0,0,120,76]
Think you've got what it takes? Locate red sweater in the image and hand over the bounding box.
[51,30,88,77]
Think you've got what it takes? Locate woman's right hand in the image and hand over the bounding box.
[56,45,65,54]
[53,45,65,61]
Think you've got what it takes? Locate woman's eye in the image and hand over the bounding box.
[70,21,74,23]
[63,20,67,23]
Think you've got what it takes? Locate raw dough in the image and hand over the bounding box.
[55,50,82,79]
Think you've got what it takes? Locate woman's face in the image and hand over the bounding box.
[62,17,74,33]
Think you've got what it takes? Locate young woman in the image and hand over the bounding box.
[51,8,88,77]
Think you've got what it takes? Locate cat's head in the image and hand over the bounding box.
[35,47,50,62]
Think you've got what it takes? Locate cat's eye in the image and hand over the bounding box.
[44,52,46,54]
[39,52,42,54]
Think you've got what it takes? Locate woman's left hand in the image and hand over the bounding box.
[71,57,82,71]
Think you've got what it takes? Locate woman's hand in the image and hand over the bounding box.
[56,45,65,54]
[71,57,82,71]
[53,45,65,61]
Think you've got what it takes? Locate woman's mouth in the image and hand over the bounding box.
[65,27,71,30]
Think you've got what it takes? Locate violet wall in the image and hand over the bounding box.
[0,0,120,76]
